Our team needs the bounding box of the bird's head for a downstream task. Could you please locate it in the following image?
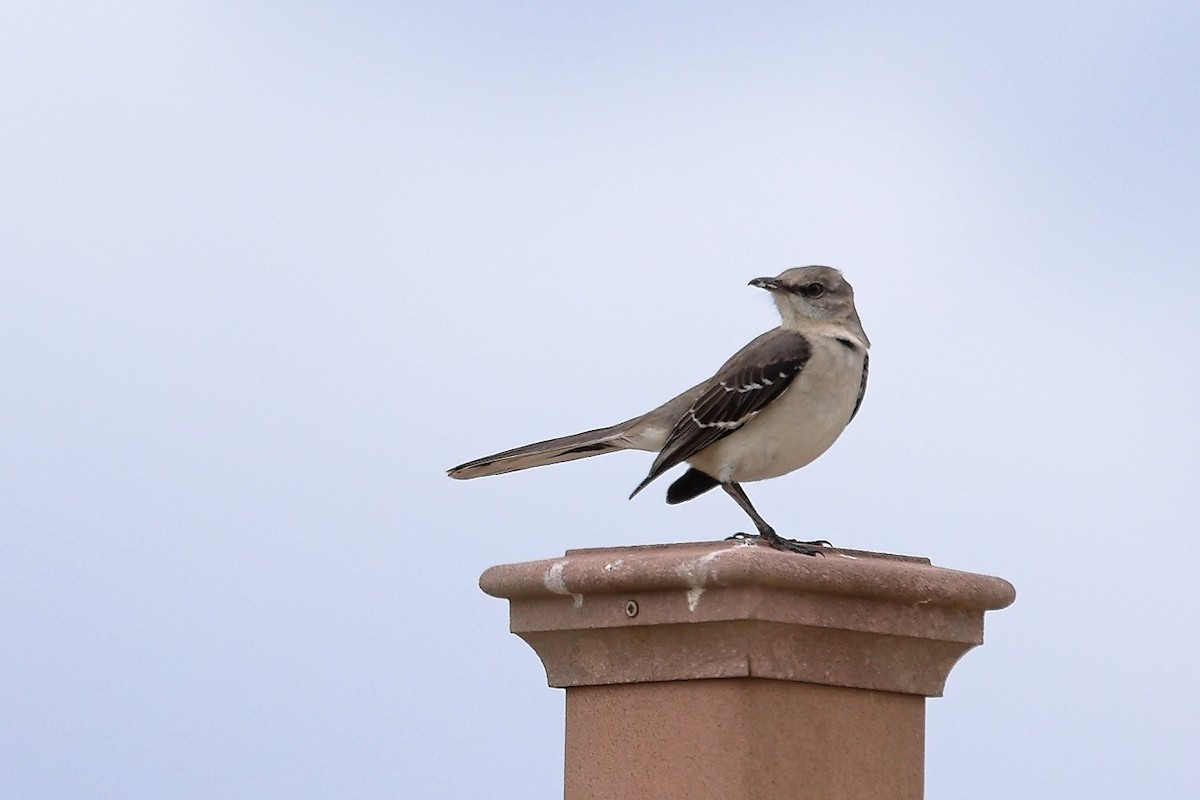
[749,266,869,346]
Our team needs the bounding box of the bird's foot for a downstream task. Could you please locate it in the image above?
[726,531,830,556]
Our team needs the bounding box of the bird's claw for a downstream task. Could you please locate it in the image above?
[725,531,831,556]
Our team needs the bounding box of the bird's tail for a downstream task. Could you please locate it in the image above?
[447,422,633,480]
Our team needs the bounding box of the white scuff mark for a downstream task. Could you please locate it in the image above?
[726,536,757,548]
[544,560,584,607]
[675,545,741,612]
[604,559,625,572]
[836,552,859,559]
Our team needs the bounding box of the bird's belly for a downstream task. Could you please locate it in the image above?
[688,350,862,483]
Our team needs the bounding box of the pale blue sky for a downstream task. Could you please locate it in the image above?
[3,2,1199,798]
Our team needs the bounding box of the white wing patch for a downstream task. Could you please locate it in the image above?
[690,408,760,430]
[719,378,772,393]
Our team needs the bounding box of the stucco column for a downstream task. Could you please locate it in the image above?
[480,541,1015,800]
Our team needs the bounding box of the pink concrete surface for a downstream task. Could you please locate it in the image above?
[480,540,1015,696]
[566,679,924,800]
[481,541,1014,799]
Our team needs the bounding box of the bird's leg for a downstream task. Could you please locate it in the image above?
[721,483,829,556]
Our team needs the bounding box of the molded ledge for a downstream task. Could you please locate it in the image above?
[480,540,1015,697]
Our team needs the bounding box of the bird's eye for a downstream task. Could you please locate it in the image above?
[799,282,826,298]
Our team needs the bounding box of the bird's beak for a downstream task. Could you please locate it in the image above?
[749,277,781,291]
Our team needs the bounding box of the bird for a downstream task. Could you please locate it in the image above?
[447,265,870,555]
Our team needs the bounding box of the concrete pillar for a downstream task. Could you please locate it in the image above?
[480,541,1015,800]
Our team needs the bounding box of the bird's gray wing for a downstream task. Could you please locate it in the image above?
[629,329,811,497]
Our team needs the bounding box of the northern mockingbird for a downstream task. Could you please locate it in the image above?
[448,265,869,555]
